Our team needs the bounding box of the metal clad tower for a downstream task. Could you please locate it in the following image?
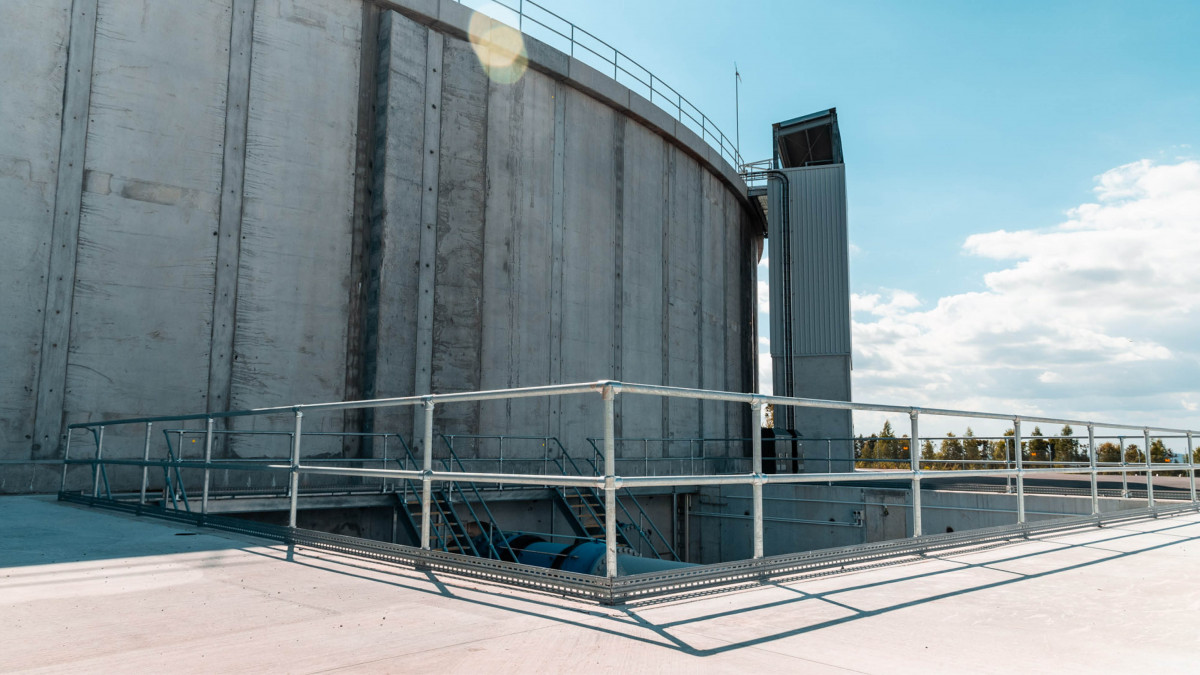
[767,109,853,470]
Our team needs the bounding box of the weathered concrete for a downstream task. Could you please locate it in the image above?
[2,0,760,491]
[31,0,95,466]
[0,1,71,484]
[6,495,1200,672]
[372,10,430,444]
[66,0,231,489]
[232,0,360,420]
[207,0,256,419]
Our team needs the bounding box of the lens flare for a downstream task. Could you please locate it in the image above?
[468,10,528,85]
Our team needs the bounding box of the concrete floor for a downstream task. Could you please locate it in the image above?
[4,495,1200,673]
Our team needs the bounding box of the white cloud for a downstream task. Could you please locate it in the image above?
[757,279,770,314]
[851,159,1200,432]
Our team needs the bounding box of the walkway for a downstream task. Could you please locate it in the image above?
[3,495,1198,672]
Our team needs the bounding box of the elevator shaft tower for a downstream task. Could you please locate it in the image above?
[767,109,853,471]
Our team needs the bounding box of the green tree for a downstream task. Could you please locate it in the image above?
[920,439,936,466]
[1149,438,1172,464]
[1027,426,1049,464]
[871,421,915,469]
[854,433,873,469]
[963,427,985,470]
[940,432,965,471]
[990,429,1016,465]
[1051,425,1081,466]
[1124,444,1143,463]
[1097,442,1121,464]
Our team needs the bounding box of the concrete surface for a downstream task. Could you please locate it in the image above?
[5,495,1200,673]
[3,0,759,492]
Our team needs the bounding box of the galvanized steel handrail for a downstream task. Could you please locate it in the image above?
[455,0,743,168]
[62,379,1198,585]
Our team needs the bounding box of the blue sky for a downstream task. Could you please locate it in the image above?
[467,0,1200,438]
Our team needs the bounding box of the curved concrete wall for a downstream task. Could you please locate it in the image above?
[1,0,760,492]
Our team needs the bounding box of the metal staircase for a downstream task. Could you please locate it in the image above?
[552,447,680,561]
[392,440,517,560]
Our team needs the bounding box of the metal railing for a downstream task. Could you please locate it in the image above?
[60,380,1199,602]
[454,0,742,168]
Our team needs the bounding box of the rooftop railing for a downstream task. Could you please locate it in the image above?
[456,0,743,168]
[60,380,1199,603]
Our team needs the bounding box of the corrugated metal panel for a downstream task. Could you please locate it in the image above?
[768,164,851,358]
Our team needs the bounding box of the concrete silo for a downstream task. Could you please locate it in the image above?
[1,0,761,491]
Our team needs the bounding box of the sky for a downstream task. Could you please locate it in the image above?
[464,0,1200,438]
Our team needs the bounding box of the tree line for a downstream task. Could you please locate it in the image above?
[854,421,1193,472]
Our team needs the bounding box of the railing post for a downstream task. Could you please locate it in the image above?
[1119,435,1128,497]
[288,410,303,529]
[60,428,72,494]
[602,385,618,578]
[1188,431,1196,504]
[140,422,153,506]
[420,398,434,550]
[92,427,105,498]
[1005,435,1013,493]
[751,400,764,559]
[201,417,214,519]
[1144,428,1155,511]
[1014,418,1025,524]
[1088,424,1098,516]
[909,410,921,537]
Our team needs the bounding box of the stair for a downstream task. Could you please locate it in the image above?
[397,490,479,556]
[553,487,636,551]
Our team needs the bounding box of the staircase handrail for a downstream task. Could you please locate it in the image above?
[440,436,518,560]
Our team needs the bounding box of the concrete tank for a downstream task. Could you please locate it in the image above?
[1,0,761,493]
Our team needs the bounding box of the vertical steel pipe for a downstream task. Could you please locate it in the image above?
[420,399,434,550]
[92,427,105,498]
[1014,418,1025,524]
[60,428,72,493]
[1088,424,1098,516]
[288,410,303,529]
[603,386,618,578]
[140,422,153,505]
[201,417,214,518]
[1188,432,1196,504]
[909,410,921,537]
[1119,435,1128,497]
[1144,428,1154,510]
[1005,437,1013,493]
[751,400,764,559]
